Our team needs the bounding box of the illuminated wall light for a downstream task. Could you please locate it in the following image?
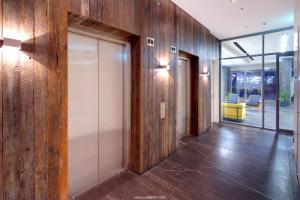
[200,72,209,81]
[157,64,170,79]
[200,72,210,77]
[201,66,209,75]
[200,66,210,81]
[157,64,170,70]
[156,59,170,79]
[0,38,23,70]
[158,58,170,69]
[0,38,22,50]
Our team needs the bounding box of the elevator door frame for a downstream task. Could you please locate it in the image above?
[67,28,131,197]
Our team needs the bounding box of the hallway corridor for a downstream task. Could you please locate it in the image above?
[73,124,300,200]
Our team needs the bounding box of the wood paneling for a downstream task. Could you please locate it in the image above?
[34,0,50,198]
[19,0,35,199]
[68,0,219,174]
[149,0,177,164]
[129,35,144,173]
[68,0,141,36]
[0,0,67,199]
[3,0,21,198]
[48,0,68,199]
[0,0,3,198]
[0,0,218,198]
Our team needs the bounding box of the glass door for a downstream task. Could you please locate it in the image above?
[276,51,294,132]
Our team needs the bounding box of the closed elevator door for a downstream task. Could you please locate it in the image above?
[176,57,191,145]
[98,40,124,181]
[68,33,99,196]
[68,32,126,197]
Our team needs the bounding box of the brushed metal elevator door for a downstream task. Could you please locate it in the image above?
[68,32,126,197]
[176,58,190,145]
[68,32,99,196]
[98,40,124,182]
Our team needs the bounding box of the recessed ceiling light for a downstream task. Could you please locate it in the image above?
[230,0,237,3]
[240,7,244,10]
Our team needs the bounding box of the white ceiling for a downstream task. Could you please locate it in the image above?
[171,0,294,39]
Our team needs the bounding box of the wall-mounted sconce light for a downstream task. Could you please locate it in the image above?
[157,59,170,79]
[157,64,170,70]
[200,72,210,77]
[157,58,170,70]
[0,38,22,50]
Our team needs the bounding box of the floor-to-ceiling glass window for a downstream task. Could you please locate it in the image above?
[265,30,294,132]
[221,35,263,127]
[263,55,277,130]
[220,28,294,132]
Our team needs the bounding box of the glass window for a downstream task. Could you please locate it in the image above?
[222,35,262,58]
[265,29,294,54]
[221,57,263,127]
[279,55,294,131]
[221,28,294,131]
[263,55,277,130]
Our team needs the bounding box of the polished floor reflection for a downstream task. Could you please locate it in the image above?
[73,124,300,200]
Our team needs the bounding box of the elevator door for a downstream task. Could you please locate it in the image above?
[176,57,190,145]
[68,31,126,197]
[68,32,99,196]
[98,40,124,181]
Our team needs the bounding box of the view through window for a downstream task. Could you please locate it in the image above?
[220,28,294,131]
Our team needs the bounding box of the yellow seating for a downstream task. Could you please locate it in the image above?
[222,103,246,121]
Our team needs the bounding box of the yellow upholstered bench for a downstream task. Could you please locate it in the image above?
[222,103,246,121]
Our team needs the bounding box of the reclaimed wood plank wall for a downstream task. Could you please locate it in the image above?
[68,0,219,174]
[0,0,68,199]
[0,0,219,199]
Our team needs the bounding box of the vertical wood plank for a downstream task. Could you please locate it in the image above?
[0,0,3,200]
[0,0,3,199]
[19,0,35,199]
[68,0,81,15]
[48,0,60,198]
[57,1,68,198]
[48,0,68,199]
[130,35,144,173]
[2,0,21,199]
[34,0,49,199]
[167,0,176,154]
[81,0,89,17]
[89,0,98,21]
[151,0,160,166]
[97,0,104,23]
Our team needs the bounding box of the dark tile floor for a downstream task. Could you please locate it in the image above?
[73,124,300,200]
